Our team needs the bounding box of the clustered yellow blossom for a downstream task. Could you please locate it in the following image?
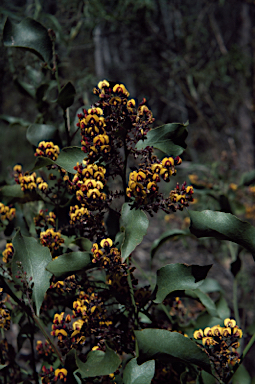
[2,243,14,263]
[69,205,90,225]
[34,210,56,228]
[79,107,111,157]
[126,157,179,204]
[34,141,60,161]
[91,238,121,266]
[40,228,64,252]
[70,162,107,208]
[13,165,48,192]
[0,202,16,223]
[0,288,11,330]
[194,318,243,373]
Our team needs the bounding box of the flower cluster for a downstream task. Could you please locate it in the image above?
[0,288,11,330]
[34,209,56,228]
[13,165,48,192]
[0,202,16,223]
[194,318,243,380]
[34,141,60,161]
[40,228,64,253]
[70,162,107,208]
[91,238,121,266]
[2,242,14,263]
[69,205,90,225]
[168,182,194,211]
[126,156,181,204]
[76,80,154,174]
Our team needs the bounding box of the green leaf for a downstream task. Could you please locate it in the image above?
[186,289,218,317]
[26,124,57,146]
[150,229,189,259]
[135,329,211,374]
[216,295,230,319]
[198,278,222,294]
[232,364,251,384]
[189,210,255,261]
[12,230,52,316]
[239,169,255,187]
[0,114,31,127]
[201,371,216,384]
[154,263,212,303]
[31,146,85,173]
[123,358,155,384]
[75,344,121,378]
[74,237,93,252]
[136,122,188,156]
[120,203,149,261]
[0,364,8,369]
[57,82,76,110]
[0,184,25,199]
[46,251,91,277]
[3,17,52,63]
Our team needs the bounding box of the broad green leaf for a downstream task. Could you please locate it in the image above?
[0,184,24,199]
[123,358,155,384]
[198,278,222,294]
[232,364,251,384]
[216,295,230,319]
[12,230,52,316]
[201,371,216,384]
[120,203,149,261]
[150,229,189,259]
[135,329,211,373]
[194,313,222,330]
[31,146,86,173]
[239,169,255,187]
[189,210,255,261]
[0,114,31,127]
[14,78,36,98]
[0,364,7,369]
[136,122,188,156]
[26,124,57,146]
[57,82,76,110]
[3,17,52,63]
[74,237,93,252]
[75,344,121,378]
[186,289,218,317]
[154,263,212,303]
[46,251,91,277]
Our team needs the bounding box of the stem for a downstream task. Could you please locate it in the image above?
[233,278,240,326]
[127,259,138,328]
[123,139,129,202]
[159,303,173,323]
[52,40,61,93]
[33,315,64,364]
[242,331,255,360]
[63,109,71,146]
[28,316,39,384]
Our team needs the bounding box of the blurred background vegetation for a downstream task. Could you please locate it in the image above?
[0,0,255,179]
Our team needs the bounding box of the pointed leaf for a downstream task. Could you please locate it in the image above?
[75,344,121,378]
[232,364,251,384]
[12,230,52,316]
[151,229,189,259]
[26,124,57,146]
[31,146,85,173]
[239,169,255,187]
[46,251,91,277]
[120,203,149,261]
[135,329,211,373]
[154,263,212,303]
[185,289,218,317]
[189,210,255,261]
[136,122,188,156]
[0,364,8,370]
[216,295,230,320]
[123,358,155,384]
[57,82,76,110]
[0,114,31,127]
[3,17,52,63]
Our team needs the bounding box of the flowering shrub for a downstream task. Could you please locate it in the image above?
[1,17,255,384]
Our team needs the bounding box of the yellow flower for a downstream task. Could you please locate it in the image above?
[193,329,203,339]
[224,318,236,328]
[98,80,110,89]
[100,238,113,248]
